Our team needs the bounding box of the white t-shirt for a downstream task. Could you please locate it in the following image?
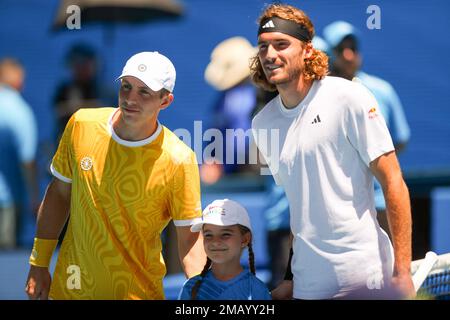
[252,76,395,299]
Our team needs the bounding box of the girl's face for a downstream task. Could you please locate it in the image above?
[202,224,250,265]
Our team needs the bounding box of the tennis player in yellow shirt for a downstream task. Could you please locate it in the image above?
[24,52,206,299]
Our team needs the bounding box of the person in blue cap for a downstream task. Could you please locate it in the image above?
[322,21,411,239]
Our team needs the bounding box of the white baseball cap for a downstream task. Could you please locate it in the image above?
[117,51,176,92]
[191,199,252,232]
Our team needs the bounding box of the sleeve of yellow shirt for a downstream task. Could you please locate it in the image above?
[51,113,76,182]
[169,150,202,223]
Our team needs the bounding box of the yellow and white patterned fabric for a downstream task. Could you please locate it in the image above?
[49,107,201,299]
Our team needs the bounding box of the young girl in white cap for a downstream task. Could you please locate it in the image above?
[178,199,271,300]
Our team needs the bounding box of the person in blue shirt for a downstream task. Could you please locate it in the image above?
[0,58,39,249]
[322,21,411,238]
[179,199,271,300]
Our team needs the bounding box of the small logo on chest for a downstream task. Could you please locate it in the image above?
[311,114,321,124]
[80,156,93,171]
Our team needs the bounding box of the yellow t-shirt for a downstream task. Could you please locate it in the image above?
[48,108,202,299]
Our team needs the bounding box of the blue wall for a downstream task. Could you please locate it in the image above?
[1,0,450,177]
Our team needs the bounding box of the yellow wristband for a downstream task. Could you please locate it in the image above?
[29,238,58,267]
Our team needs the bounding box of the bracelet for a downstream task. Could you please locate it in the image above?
[29,238,58,267]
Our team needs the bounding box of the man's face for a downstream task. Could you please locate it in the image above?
[118,76,172,125]
[332,36,361,80]
[257,32,310,86]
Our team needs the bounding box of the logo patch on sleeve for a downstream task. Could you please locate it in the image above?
[368,107,378,119]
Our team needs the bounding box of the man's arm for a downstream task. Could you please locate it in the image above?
[369,151,415,298]
[175,226,207,278]
[25,178,71,300]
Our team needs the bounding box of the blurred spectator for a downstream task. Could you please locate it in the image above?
[53,43,103,141]
[200,37,259,185]
[0,58,39,249]
[323,21,411,238]
[312,35,329,53]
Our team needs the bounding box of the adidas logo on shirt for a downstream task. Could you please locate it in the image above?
[311,115,321,124]
[262,20,275,28]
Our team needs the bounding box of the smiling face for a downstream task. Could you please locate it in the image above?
[118,76,172,122]
[257,31,312,87]
[202,224,250,266]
